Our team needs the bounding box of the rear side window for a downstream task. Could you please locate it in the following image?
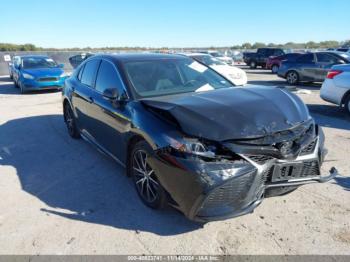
[80,60,100,87]
[297,54,314,63]
[316,53,337,63]
[77,65,85,81]
[317,53,344,64]
[95,60,124,94]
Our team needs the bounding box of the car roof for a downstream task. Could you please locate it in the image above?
[91,53,189,63]
[18,55,50,59]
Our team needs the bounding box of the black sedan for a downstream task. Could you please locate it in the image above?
[62,54,337,222]
[278,52,350,84]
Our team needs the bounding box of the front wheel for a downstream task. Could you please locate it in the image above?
[19,81,26,94]
[129,140,167,209]
[271,64,279,74]
[286,71,299,85]
[250,61,257,69]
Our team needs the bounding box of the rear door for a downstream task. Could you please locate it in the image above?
[295,53,317,81]
[315,53,345,81]
[71,59,101,137]
[87,59,130,160]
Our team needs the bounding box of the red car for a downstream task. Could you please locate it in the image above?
[266,53,302,73]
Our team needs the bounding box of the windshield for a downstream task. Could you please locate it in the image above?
[22,57,58,69]
[124,58,234,98]
[192,55,226,66]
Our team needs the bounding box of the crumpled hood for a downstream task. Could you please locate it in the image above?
[22,67,63,78]
[141,86,310,141]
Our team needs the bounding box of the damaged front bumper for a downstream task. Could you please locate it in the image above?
[150,134,338,222]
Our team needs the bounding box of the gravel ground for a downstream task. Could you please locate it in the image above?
[0,69,349,255]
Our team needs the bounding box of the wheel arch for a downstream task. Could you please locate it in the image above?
[126,134,147,177]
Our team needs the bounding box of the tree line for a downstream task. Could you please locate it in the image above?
[1,40,349,52]
[232,40,350,50]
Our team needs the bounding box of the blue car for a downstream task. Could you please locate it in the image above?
[12,55,68,94]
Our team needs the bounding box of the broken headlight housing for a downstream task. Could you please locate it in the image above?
[168,137,217,159]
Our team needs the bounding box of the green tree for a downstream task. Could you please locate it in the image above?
[252,42,266,49]
[241,42,252,49]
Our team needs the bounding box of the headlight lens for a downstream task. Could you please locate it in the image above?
[22,73,34,79]
[167,137,216,159]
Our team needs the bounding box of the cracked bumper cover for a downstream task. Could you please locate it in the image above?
[150,135,338,222]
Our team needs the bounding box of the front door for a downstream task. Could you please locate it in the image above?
[87,60,131,161]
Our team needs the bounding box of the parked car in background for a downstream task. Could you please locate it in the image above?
[320,64,350,115]
[278,52,350,85]
[69,53,95,69]
[12,55,68,94]
[266,53,302,74]
[185,53,247,85]
[8,56,19,79]
[337,48,349,53]
[199,50,234,65]
[63,53,335,222]
[243,48,285,69]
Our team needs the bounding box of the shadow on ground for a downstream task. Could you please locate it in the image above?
[307,104,350,131]
[0,115,200,235]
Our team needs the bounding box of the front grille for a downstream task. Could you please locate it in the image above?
[39,77,58,82]
[247,155,274,165]
[300,139,317,156]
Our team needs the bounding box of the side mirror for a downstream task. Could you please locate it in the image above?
[102,88,119,100]
[58,63,64,68]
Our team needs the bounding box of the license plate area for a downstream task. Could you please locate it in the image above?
[271,162,304,182]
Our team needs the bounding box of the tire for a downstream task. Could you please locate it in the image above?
[271,64,279,74]
[286,70,299,85]
[14,79,19,88]
[344,95,350,116]
[19,81,26,94]
[63,103,81,139]
[129,140,167,209]
[249,61,257,69]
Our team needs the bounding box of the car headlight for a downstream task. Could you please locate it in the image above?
[22,73,34,80]
[167,137,216,159]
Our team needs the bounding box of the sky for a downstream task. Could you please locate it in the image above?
[0,0,349,48]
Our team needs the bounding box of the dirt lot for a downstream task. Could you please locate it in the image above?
[0,68,349,255]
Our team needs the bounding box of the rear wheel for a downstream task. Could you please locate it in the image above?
[64,103,80,139]
[129,140,167,209]
[250,61,257,69]
[344,95,350,115]
[286,70,299,85]
[271,64,279,74]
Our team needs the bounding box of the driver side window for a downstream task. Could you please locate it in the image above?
[95,60,124,95]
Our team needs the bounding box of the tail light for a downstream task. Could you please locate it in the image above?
[326,70,343,79]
